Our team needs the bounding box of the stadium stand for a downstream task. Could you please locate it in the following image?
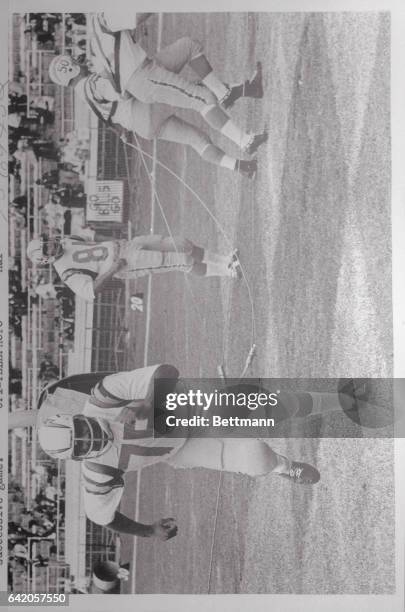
[9,13,139,592]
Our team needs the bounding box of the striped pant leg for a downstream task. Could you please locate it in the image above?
[156,237,195,273]
[117,241,194,276]
[126,60,216,112]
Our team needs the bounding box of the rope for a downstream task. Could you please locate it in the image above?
[219,77,257,376]
[113,71,259,595]
[119,128,257,595]
[118,131,257,378]
[131,132,206,324]
[206,66,258,594]
[121,129,210,368]
[207,470,223,593]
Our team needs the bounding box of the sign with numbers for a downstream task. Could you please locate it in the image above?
[86,180,124,223]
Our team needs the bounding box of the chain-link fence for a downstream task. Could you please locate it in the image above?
[84,522,118,578]
[91,282,130,372]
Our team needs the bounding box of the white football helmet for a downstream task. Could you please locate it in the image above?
[38,414,113,460]
[49,55,81,87]
[27,236,63,265]
[27,239,44,265]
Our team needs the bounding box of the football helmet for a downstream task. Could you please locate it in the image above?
[49,55,81,87]
[27,236,63,265]
[38,413,114,460]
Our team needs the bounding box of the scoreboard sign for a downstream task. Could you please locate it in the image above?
[86,180,124,222]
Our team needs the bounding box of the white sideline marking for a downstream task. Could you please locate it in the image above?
[124,220,133,323]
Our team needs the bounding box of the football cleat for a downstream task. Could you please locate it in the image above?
[279,461,320,485]
[222,62,264,109]
[244,61,264,100]
[229,248,240,265]
[228,258,242,280]
[243,130,268,156]
[236,158,258,179]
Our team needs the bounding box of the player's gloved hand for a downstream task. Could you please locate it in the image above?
[152,518,178,540]
[117,567,130,581]
[121,91,133,102]
[115,406,137,425]
[132,404,151,420]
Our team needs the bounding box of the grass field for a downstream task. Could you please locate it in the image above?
[118,12,394,593]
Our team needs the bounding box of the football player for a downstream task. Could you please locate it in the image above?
[48,13,267,179]
[37,365,321,540]
[26,234,242,302]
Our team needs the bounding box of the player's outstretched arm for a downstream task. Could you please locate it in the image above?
[106,511,178,540]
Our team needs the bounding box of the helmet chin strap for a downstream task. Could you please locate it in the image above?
[70,63,83,83]
[41,236,63,261]
[67,63,88,87]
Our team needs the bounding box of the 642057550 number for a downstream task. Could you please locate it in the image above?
[6,593,67,605]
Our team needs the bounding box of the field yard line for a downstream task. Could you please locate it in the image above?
[142,141,157,369]
[132,13,163,594]
[124,221,133,323]
[143,14,163,368]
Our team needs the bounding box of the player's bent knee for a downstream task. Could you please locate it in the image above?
[183,37,204,59]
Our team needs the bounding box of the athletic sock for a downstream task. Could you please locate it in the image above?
[307,392,343,415]
[219,154,238,171]
[188,53,230,102]
[198,105,252,152]
[272,454,292,475]
[222,83,244,108]
[202,249,229,265]
[204,262,231,277]
[220,119,251,150]
[202,71,230,103]
[229,83,244,98]
[201,144,236,170]
[190,262,207,276]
